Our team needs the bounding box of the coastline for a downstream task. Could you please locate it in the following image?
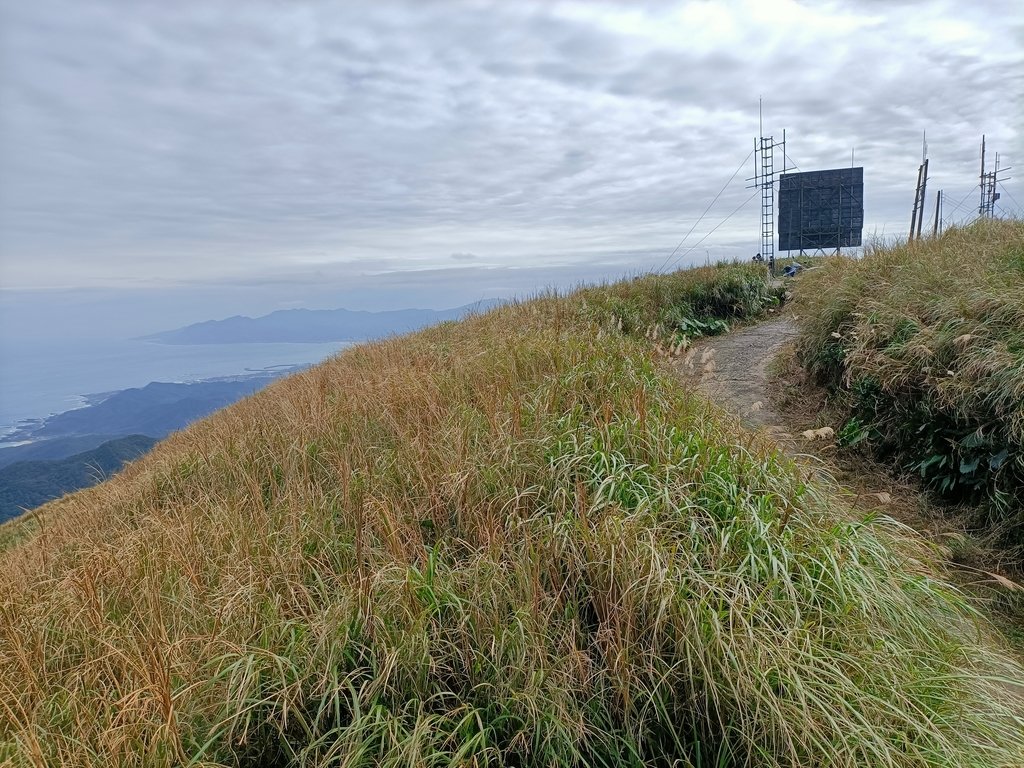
[0,337,353,443]
[0,363,307,448]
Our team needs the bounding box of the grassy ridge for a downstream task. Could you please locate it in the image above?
[794,220,1024,550]
[2,265,1023,766]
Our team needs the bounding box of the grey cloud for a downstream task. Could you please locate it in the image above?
[0,0,1021,291]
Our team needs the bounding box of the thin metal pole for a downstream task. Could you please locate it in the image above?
[980,135,986,216]
[916,158,929,239]
[910,164,924,240]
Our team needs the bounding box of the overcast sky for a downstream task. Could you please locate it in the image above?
[1,0,1021,313]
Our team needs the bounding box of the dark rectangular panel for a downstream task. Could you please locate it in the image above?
[778,167,864,251]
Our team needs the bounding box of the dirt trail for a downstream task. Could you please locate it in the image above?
[679,318,800,439]
[678,318,1024,695]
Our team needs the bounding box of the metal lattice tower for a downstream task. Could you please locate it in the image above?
[980,166,997,217]
[759,137,775,267]
[746,102,788,271]
[751,131,786,272]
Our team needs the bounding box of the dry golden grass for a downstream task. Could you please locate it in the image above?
[1,266,1023,766]
[794,219,1024,553]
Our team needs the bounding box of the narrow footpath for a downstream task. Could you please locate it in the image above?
[678,317,800,437]
[676,317,1024,689]
[675,316,931,518]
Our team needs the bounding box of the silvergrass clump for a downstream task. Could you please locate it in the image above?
[794,219,1024,552]
[1,265,1023,766]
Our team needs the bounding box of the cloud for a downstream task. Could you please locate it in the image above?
[450,252,478,261]
[0,0,1021,290]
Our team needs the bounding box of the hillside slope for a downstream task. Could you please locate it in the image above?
[0,434,126,469]
[794,219,1024,553]
[1,264,1022,767]
[16,378,278,440]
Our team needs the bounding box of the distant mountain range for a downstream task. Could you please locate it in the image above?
[143,300,501,344]
[4,375,285,445]
[0,434,126,469]
[1,300,503,523]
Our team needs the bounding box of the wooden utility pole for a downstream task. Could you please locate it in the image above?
[932,189,942,238]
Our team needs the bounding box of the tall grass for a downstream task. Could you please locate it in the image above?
[1,264,1022,766]
[794,220,1024,551]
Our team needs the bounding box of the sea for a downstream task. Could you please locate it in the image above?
[0,337,352,446]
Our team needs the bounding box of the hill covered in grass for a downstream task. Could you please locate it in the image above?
[794,220,1024,554]
[1,264,1022,766]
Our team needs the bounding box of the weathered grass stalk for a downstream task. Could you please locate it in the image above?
[794,219,1024,552]
[0,263,1021,766]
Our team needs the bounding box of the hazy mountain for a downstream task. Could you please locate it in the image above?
[0,435,157,522]
[0,369,302,520]
[144,300,501,344]
[5,375,289,444]
[31,381,261,440]
[0,435,127,469]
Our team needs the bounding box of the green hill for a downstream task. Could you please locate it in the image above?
[0,435,158,522]
[0,263,1021,767]
[0,434,133,469]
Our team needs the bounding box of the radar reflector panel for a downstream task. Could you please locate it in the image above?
[778,167,864,251]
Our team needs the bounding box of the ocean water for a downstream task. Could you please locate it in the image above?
[0,337,352,439]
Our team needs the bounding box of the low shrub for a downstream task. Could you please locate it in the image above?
[578,263,783,338]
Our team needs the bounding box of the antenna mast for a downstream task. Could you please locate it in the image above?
[750,99,787,273]
[979,136,1012,217]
